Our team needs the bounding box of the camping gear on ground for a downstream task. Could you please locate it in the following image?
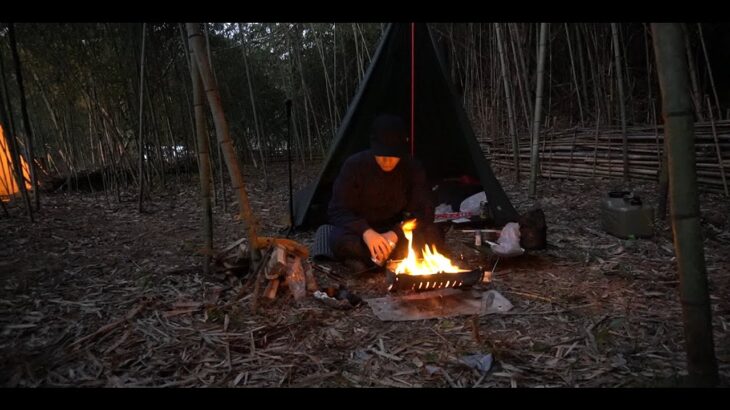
[292,23,518,231]
[439,191,495,225]
[519,208,547,250]
[434,203,470,223]
[600,191,654,239]
[314,285,363,309]
[432,175,484,214]
[454,191,487,223]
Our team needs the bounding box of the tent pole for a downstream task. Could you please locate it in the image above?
[286,99,294,235]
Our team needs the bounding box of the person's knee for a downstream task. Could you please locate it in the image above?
[332,235,370,262]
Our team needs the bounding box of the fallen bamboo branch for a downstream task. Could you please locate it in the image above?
[70,301,147,349]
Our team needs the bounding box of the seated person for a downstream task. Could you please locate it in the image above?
[327,114,444,271]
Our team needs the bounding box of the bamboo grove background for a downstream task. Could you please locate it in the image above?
[1,23,728,203]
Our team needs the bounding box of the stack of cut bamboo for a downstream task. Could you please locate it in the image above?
[484,120,730,193]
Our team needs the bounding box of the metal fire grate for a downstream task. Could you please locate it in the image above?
[385,268,485,292]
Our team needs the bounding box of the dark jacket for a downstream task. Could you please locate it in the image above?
[327,149,434,239]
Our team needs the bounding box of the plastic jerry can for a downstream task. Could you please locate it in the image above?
[600,191,654,239]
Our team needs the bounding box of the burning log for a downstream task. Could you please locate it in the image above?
[387,219,487,293]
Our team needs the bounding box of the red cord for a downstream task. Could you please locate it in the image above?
[410,22,415,157]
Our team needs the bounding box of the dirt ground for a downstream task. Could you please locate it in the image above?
[1,161,728,387]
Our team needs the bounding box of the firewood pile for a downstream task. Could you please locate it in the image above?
[259,245,318,301]
[213,238,318,302]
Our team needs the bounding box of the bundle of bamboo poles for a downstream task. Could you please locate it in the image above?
[483,120,730,194]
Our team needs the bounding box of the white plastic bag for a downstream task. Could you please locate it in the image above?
[452,191,487,223]
[459,191,487,214]
[490,222,524,257]
[435,203,454,214]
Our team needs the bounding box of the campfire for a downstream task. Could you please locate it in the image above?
[386,219,486,292]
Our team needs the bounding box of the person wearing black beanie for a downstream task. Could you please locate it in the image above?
[327,114,443,271]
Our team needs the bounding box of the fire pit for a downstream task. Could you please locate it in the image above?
[385,219,488,292]
[386,267,485,292]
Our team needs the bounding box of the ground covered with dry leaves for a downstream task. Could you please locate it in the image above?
[1,162,728,387]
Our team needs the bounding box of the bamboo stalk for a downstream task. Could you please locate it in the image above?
[187,22,260,263]
[644,24,654,125]
[611,23,629,182]
[682,24,705,122]
[495,23,519,181]
[310,23,337,146]
[509,23,532,130]
[0,48,33,220]
[565,23,584,125]
[528,23,548,198]
[189,37,214,275]
[706,95,729,196]
[652,22,718,386]
[8,24,40,211]
[697,24,721,121]
[137,23,146,213]
[203,25,227,211]
[238,23,268,188]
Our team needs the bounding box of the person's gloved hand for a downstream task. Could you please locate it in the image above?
[362,229,393,263]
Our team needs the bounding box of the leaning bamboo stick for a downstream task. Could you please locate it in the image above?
[706,95,729,196]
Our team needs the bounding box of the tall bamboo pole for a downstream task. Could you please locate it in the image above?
[0,43,32,221]
[237,23,268,188]
[652,22,718,387]
[611,23,629,182]
[186,23,260,262]
[189,40,214,275]
[495,23,519,181]
[706,95,728,196]
[682,24,705,122]
[528,23,548,198]
[204,24,227,212]
[8,24,40,210]
[696,24,721,120]
[565,24,584,125]
[137,23,147,213]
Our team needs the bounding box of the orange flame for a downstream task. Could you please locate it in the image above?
[0,125,31,202]
[393,219,467,276]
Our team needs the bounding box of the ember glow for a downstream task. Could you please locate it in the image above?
[393,219,467,276]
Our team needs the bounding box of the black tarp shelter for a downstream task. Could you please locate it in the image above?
[293,23,518,229]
